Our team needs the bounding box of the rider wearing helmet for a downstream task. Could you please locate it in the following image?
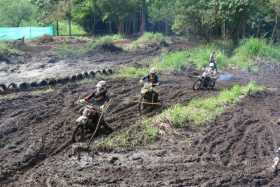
[209,51,217,71]
[141,68,160,86]
[83,80,110,108]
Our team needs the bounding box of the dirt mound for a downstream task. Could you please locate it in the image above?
[36,35,54,44]
[94,43,123,53]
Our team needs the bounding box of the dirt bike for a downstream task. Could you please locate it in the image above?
[72,100,108,143]
[138,83,161,114]
[193,76,216,90]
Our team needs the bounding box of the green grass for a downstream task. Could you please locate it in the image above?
[0,42,20,55]
[156,82,263,126]
[117,51,190,78]
[130,32,169,49]
[152,51,190,72]
[186,45,228,69]
[87,35,114,49]
[95,119,159,151]
[30,87,54,96]
[56,35,122,57]
[118,67,148,78]
[229,38,280,69]
[56,20,87,36]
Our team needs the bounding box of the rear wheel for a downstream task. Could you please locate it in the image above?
[193,79,202,90]
[208,79,216,89]
[72,125,85,142]
[138,97,145,115]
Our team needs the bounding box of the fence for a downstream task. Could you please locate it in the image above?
[0,26,54,40]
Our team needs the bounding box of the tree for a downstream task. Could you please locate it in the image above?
[270,0,280,41]
[0,0,38,27]
[148,0,175,34]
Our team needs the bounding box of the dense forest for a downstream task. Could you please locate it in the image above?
[1,0,280,42]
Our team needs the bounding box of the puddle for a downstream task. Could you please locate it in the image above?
[218,73,234,81]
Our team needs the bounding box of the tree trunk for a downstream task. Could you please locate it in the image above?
[140,1,146,35]
[108,21,112,34]
[56,20,59,36]
[222,21,226,40]
[132,15,137,34]
[118,22,124,34]
[272,15,278,43]
[165,19,169,35]
[68,17,72,36]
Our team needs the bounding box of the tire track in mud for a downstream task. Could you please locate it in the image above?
[1,72,233,185]
[13,89,280,186]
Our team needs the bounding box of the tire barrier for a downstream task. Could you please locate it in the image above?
[0,68,114,95]
[0,84,7,92]
[56,78,65,85]
[39,80,48,87]
[71,75,77,82]
[107,69,113,74]
[76,73,83,81]
[89,71,95,78]
[96,70,102,75]
[82,72,89,79]
[48,79,57,87]
[8,83,17,90]
[19,82,30,90]
[30,81,39,88]
[102,69,107,74]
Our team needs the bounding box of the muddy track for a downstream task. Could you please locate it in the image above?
[11,88,280,187]
[0,70,241,185]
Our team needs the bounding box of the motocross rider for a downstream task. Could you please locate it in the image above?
[140,68,160,85]
[77,80,112,133]
[83,80,110,110]
[140,68,160,96]
[202,52,218,80]
[209,51,217,71]
[272,147,280,173]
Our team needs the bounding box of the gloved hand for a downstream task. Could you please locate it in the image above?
[79,99,87,104]
[100,105,105,111]
[139,79,144,84]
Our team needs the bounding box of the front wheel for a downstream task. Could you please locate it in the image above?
[193,79,202,90]
[72,125,85,142]
[208,79,216,89]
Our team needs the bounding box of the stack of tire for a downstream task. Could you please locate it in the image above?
[0,68,113,95]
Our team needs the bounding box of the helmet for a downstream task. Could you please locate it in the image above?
[96,80,106,89]
[209,63,215,67]
[150,68,156,74]
[277,118,280,125]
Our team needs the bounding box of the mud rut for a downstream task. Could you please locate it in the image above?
[1,67,279,186]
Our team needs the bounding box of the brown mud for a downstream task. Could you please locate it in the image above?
[0,68,245,186]
[2,42,280,186]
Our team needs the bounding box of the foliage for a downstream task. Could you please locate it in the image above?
[152,51,189,72]
[0,42,20,55]
[187,45,229,69]
[56,20,87,35]
[117,50,190,78]
[230,38,280,68]
[0,0,38,27]
[131,32,168,49]
[56,35,121,57]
